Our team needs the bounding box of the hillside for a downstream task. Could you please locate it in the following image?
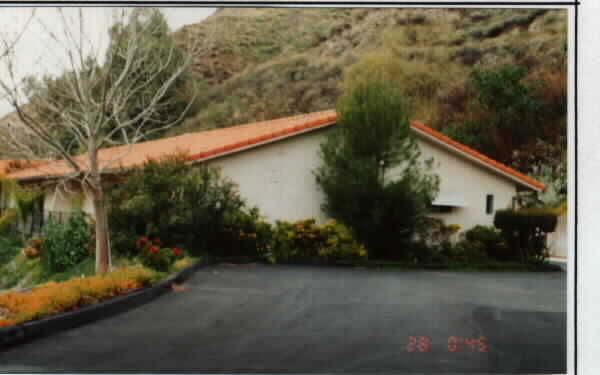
[0,7,567,182]
[169,7,566,134]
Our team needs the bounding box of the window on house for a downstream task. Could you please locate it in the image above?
[430,192,467,214]
[486,194,494,214]
[31,197,44,234]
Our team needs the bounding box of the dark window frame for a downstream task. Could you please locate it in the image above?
[486,194,494,214]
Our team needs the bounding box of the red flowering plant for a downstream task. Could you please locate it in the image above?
[136,236,186,272]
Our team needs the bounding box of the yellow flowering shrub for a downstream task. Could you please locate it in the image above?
[173,257,196,271]
[0,265,156,327]
[264,218,368,264]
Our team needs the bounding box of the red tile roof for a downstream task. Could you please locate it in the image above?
[6,110,337,181]
[0,160,11,176]
[0,160,48,177]
[5,109,544,191]
[409,121,545,191]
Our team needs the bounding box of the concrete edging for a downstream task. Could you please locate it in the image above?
[0,259,213,350]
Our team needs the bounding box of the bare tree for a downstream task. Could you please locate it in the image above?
[0,9,36,158]
[0,8,214,273]
[0,9,36,60]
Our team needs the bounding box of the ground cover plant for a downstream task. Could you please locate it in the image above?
[0,265,157,327]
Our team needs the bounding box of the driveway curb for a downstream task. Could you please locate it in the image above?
[0,260,214,350]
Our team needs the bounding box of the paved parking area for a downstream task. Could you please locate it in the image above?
[0,264,566,373]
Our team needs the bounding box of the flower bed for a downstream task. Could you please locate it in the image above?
[136,236,186,272]
[0,265,157,327]
[173,257,196,271]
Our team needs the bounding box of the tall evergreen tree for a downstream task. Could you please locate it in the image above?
[315,80,439,259]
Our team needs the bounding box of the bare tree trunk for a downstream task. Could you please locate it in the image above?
[92,185,110,274]
[89,147,110,274]
[0,9,206,275]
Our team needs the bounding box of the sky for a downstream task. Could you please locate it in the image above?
[0,7,216,116]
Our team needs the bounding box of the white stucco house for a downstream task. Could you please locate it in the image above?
[2,109,547,239]
[547,213,567,259]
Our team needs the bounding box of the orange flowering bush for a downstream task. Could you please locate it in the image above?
[0,265,156,327]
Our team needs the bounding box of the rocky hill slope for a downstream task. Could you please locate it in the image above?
[170,7,566,134]
[0,8,567,163]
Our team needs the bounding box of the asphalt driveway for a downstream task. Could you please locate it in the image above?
[0,264,566,373]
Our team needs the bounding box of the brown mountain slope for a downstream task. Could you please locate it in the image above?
[0,8,567,156]
[169,7,566,134]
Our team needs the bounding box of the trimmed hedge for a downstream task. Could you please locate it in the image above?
[494,208,558,264]
[494,208,558,233]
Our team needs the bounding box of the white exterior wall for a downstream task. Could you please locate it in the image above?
[547,215,567,258]
[205,129,329,223]
[406,135,519,232]
[205,127,520,232]
[31,126,523,234]
[42,186,94,216]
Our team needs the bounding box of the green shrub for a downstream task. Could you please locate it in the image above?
[463,225,512,261]
[0,234,21,265]
[264,218,367,264]
[219,207,273,257]
[441,123,483,150]
[406,241,440,264]
[410,223,507,266]
[407,218,461,264]
[40,210,93,274]
[417,217,460,246]
[494,208,558,233]
[494,208,558,264]
[108,156,266,258]
[0,208,18,234]
[469,64,545,163]
[450,237,489,264]
[49,257,95,282]
[315,79,439,260]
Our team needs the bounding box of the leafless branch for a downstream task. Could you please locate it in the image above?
[0,7,212,274]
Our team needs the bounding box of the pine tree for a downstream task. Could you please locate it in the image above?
[315,80,439,259]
